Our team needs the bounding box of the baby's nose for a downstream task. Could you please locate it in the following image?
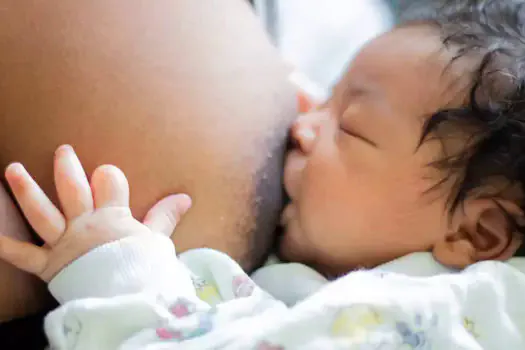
[290,112,322,154]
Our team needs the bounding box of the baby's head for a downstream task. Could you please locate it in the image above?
[280,0,525,276]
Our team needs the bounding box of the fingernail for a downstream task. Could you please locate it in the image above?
[178,194,193,213]
[56,144,74,155]
[5,162,24,176]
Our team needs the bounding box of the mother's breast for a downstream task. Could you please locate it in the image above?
[0,0,296,268]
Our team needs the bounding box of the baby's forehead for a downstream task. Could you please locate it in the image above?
[333,24,471,118]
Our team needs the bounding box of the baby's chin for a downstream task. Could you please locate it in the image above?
[278,225,341,278]
[276,221,310,264]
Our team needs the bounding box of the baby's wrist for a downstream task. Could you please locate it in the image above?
[48,234,177,304]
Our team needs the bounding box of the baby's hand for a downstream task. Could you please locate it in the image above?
[0,145,191,282]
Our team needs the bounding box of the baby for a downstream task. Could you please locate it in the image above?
[279,1,525,276]
[2,0,525,348]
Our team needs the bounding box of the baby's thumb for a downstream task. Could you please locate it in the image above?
[143,194,192,236]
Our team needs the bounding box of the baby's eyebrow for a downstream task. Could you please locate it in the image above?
[335,84,373,116]
[342,85,372,101]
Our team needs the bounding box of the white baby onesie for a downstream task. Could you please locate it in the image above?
[45,233,525,349]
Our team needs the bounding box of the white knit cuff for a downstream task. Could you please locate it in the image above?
[49,235,191,304]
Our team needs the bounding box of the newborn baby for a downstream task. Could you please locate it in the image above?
[2,0,525,348]
[278,1,525,276]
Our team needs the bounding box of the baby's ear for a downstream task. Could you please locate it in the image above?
[433,198,523,268]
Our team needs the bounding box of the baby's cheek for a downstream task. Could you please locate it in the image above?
[301,173,357,227]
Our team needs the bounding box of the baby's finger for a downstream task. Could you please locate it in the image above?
[54,145,94,220]
[5,163,66,245]
[0,235,48,277]
[143,194,192,236]
[91,165,129,208]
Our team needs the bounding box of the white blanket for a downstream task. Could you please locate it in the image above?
[45,234,525,349]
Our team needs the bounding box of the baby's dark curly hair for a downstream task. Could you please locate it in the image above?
[404,0,525,256]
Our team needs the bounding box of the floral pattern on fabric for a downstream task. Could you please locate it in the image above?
[394,313,437,349]
[168,297,197,318]
[331,306,439,349]
[331,305,384,340]
[463,317,479,339]
[232,274,256,298]
[155,311,214,341]
[191,274,223,305]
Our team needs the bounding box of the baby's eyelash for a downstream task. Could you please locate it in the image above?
[339,124,377,147]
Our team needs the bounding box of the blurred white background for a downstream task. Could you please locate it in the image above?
[254,0,394,99]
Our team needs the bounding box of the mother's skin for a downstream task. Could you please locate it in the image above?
[0,0,295,321]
